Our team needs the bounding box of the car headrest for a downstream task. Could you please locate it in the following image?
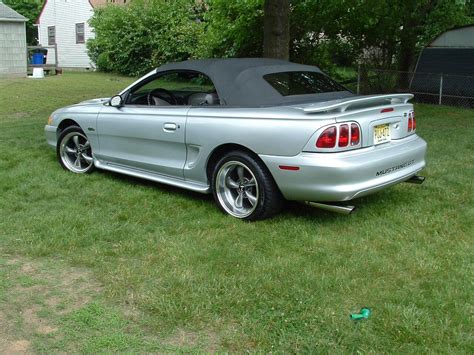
[188,93,207,106]
[188,92,221,106]
[205,93,220,106]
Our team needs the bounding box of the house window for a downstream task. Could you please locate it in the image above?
[76,23,85,44]
[48,26,55,45]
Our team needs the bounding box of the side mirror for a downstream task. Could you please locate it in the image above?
[109,95,123,107]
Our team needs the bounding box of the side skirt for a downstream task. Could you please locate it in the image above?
[94,160,211,194]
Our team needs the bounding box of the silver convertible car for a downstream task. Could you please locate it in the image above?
[45,58,427,220]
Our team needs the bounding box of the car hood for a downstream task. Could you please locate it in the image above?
[76,97,110,106]
[52,97,110,118]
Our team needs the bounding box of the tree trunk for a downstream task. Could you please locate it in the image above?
[263,0,290,60]
[397,29,417,89]
[396,1,433,88]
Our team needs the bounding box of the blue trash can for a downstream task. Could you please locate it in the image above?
[32,52,44,65]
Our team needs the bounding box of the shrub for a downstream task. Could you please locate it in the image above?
[87,0,203,76]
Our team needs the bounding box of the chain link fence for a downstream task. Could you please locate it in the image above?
[342,68,474,108]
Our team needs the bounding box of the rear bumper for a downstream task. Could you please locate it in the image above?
[259,134,427,202]
[44,125,57,149]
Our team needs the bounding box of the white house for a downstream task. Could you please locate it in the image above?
[36,0,127,69]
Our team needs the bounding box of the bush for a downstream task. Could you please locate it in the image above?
[87,0,203,76]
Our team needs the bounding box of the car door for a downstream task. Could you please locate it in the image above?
[95,72,190,179]
[96,105,188,178]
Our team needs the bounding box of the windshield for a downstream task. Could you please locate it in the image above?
[263,71,347,96]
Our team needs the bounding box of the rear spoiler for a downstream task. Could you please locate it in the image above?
[303,94,414,114]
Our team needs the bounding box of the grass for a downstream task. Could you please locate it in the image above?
[0,72,473,352]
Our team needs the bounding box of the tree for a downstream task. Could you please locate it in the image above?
[394,1,471,73]
[290,0,355,71]
[88,0,473,76]
[3,0,43,45]
[195,0,264,59]
[263,0,290,59]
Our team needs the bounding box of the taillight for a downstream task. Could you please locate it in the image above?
[408,111,416,132]
[316,126,337,148]
[350,123,360,145]
[338,124,349,147]
[316,123,361,150]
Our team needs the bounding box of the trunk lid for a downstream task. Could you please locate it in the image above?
[300,94,415,148]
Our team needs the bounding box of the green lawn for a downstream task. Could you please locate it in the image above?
[0,72,473,353]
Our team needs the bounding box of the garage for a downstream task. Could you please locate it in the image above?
[0,2,27,78]
[411,25,474,106]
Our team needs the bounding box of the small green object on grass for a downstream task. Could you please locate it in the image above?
[350,307,371,321]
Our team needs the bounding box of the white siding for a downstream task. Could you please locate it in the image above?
[0,21,27,78]
[37,0,95,68]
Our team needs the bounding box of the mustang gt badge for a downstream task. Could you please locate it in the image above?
[376,160,415,176]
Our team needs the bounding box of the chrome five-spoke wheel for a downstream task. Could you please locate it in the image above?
[215,161,259,218]
[212,151,283,220]
[58,127,94,173]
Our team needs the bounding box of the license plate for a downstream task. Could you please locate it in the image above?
[374,124,391,145]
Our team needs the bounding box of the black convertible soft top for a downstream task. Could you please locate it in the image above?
[155,58,353,107]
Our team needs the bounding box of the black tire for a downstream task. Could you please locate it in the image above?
[211,150,284,221]
[56,125,95,174]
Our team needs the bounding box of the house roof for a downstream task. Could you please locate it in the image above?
[429,24,474,48]
[0,2,27,22]
[89,0,128,7]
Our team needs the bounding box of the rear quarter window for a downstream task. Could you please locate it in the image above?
[264,71,347,96]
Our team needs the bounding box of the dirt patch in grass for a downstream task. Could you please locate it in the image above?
[0,309,32,354]
[163,328,219,352]
[0,253,103,352]
[12,258,102,313]
[161,320,249,352]
[0,252,230,352]
[0,339,32,354]
[22,306,58,335]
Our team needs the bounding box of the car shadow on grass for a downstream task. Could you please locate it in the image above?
[95,167,411,223]
[93,169,351,222]
[94,168,214,202]
[280,183,420,222]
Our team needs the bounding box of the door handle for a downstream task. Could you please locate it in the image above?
[163,122,177,132]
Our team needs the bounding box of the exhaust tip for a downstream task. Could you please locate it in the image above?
[305,202,356,215]
[405,175,425,184]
